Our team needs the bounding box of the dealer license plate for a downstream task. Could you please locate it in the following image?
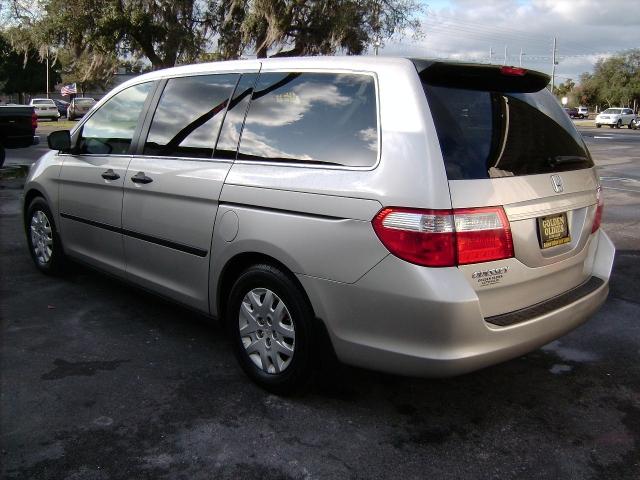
[537,212,571,249]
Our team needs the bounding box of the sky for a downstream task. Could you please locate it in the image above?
[379,0,640,85]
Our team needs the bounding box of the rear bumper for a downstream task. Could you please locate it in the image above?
[595,118,619,125]
[35,111,59,119]
[299,229,615,377]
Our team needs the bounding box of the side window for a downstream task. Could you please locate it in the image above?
[237,72,378,167]
[215,73,258,159]
[78,82,153,155]
[144,74,239,158]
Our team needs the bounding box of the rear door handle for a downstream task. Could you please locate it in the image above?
[131,171,153,184]
[101,169,120,181]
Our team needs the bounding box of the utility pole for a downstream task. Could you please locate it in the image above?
[504,45,508,65]
[519,48,525,67]
[489,47,494,64]
[551,37,558,92]
[45,49,49,99]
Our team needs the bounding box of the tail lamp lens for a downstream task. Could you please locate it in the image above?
[591,186,604,233]
[372,206,514,267]
[31,112,38,129]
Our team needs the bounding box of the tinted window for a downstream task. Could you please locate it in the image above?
[237,72,378,167]
[79,82,153,155]
[215,73,258,159]
[424,85,593,180]
[144,74,239,158]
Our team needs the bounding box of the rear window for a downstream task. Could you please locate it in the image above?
[33,99,54,105]
[423,85,593,180]
[75,99,95,106]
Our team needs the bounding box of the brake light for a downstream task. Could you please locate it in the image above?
[500,66,526,76]
[372,206,514,267]
[31,111,38,129]
[591,186,604,233]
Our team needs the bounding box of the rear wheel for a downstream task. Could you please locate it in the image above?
[226,264,315,394]
[616,120,622,129]
[26,197,65,274]
[596,124,601,128]
[629,120,634,129]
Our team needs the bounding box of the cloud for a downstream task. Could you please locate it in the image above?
[381,0,640,82]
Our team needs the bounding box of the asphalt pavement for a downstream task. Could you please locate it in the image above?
[1,125,639,479]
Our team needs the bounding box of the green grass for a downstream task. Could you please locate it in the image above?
[40,120,78,129]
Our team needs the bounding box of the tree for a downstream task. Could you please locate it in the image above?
[5,0,216,71]
[214,0,423,59]
[553,78,575,99]
[0,33,61,99]
[588,50,640,109]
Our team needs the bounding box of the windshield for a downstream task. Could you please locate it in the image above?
[423,84,593,180]
[603,109,622,114]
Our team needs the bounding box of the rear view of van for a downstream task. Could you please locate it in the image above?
[25,56,614,392]
[320,60,614,380]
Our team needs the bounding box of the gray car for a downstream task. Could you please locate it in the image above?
[24,57,615,393]
[66,97,96,120]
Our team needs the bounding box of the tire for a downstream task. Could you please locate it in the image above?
[616,120,621,129]
[629,120,634,129]
[226,263,315,394]
[25,197,65,275]
[596,124,601,128]
[0,144,5,168]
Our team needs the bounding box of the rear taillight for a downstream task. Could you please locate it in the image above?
[372,206,514,267]
[31,111,38,129]
[591,186,604,233]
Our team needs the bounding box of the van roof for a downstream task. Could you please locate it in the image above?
[114,56,549,95]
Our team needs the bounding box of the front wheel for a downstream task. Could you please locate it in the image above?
[629,120,635,129]
[25,197,65,274]
[616,120,622,129]
[226,264,315,394]
[596,124,601,128]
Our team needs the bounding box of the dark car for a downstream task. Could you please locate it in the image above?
[0,105,39,168]
[564,107,579,118]
[53,99,69,118]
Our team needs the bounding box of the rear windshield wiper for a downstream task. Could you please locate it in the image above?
[547,155,588,166]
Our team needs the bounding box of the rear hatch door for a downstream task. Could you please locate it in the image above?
[418,62,600,318]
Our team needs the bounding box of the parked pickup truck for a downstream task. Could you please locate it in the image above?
[0,105,39,168]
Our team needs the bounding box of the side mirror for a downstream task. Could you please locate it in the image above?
[47,130,71,151]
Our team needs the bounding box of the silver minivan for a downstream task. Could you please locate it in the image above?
[24,57,615,392]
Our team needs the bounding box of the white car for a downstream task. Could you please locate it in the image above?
[577,106,588,119]
[29,98,60,121]
[595,108,635,129]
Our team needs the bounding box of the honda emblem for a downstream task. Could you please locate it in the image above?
[551,174,564,193]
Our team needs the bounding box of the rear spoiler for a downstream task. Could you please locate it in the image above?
[411,59,550,93]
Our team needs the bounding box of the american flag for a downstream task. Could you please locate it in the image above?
[60,83,77,96]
